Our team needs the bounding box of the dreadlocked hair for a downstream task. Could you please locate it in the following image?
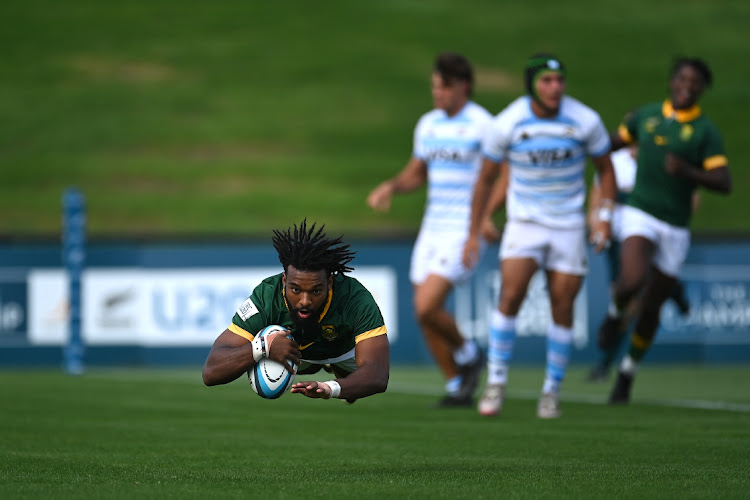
[272,219,355,276]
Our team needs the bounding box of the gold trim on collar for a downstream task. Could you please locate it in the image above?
[319,289,333,322]
[662,100,701,123]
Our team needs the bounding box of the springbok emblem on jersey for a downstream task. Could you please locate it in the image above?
[322,325,338,341]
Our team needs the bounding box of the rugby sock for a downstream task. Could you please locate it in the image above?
[445,375,462,396]
[542,323,573,394]
[487,310,516,385]
[619,354,638,375]
[627,331,653,363]
[453,339,479,366]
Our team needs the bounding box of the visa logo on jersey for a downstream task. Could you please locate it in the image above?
[524,148,574,165]
[425,147,478,164]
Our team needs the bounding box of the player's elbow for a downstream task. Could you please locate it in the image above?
[202,364,220,386]
[713,181,731,196]
[711,169,732,195]
[373,370,389,394]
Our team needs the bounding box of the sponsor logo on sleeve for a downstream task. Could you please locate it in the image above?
[238,298,259,320]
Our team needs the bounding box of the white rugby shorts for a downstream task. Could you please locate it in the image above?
[409,231,481,285]
[611,204,626,242]
[620,205,690,278]
[500,219,587,275]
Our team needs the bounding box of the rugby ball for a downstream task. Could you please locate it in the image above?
[249,325,297,399]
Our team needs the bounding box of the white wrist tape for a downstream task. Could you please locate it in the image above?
[251,334,267,363]
[597,206,613,223]
[326,380,341,399]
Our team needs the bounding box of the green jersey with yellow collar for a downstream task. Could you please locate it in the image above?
[617,100,727,227]
[228,273,387,362]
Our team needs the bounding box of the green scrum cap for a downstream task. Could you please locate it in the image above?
[524,54,566,98]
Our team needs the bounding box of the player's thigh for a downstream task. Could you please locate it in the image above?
[619,236,655,290]
[640,266,678,315]
[296,361,324,375]
[545,226,587,276]
[413,275,454,317]
[546,271,583,304]
[500,220,546,264]
[499,257,538,314]
[545,270,583,325]
[498,220,546,314]
[653,223,690,278]
[409,235,435,285]
[410,233,477,286]
[618,206,659,286]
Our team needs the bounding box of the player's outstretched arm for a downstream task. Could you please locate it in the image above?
[202,329,255,386]
[664,154,732,194]
[290,335,390,400]
[367,158,427,212]
[202,329,300,386]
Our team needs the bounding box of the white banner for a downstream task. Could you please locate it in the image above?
[28,267,397,346]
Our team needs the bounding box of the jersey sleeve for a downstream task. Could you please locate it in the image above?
[701,122,728,171]
[347,282,387,343]
[481,115,509,163]
[228,282,274,341]
[618,109,640,145]
[586,113,611,158]
[413,114,429,161]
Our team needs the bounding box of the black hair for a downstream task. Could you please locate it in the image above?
[434,52,474,96]
[670,57,713,88]
[272,219,355,276]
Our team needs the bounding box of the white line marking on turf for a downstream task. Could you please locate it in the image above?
[92,370,750,413]
[387,383,750,413]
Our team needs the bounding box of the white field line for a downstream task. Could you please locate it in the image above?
[386,382,750,413]
[91,370,750,413]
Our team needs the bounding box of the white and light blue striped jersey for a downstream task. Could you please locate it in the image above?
[413,101,493,236]
[483,95,610,228]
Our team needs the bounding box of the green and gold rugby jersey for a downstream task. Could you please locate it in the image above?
[228,273,387,361]
[617,100,727,227]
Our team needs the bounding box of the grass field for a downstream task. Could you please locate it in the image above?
[2,365,749,499]
[1,0,749,238]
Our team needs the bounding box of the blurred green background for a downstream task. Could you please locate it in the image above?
[1,0,747,239]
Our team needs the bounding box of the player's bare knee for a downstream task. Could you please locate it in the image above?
[499,293,525,315]
[415,305,440,327]
[550,304,574,325]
